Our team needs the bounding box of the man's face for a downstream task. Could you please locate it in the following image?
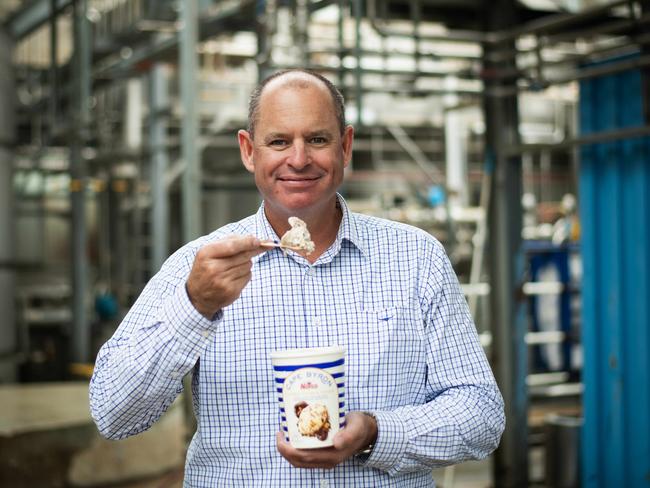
[238,80,353,221]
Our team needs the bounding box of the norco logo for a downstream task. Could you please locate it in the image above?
[300,382,318,390]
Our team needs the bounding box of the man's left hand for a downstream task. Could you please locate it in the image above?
[276,411,377,469]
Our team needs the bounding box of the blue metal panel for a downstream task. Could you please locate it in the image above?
[579,59,650,487]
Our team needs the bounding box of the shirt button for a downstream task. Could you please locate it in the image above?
[320,480,329,488]
[313,317,321,327]
[202,329,211,339]
[307,266,316,276]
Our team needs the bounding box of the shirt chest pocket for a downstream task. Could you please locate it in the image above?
[328,305,415,388]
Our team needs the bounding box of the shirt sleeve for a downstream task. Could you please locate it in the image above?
[361,238,505,475]
[89,241,222,440]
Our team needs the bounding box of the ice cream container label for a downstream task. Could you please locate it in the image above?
[281,367,342,448]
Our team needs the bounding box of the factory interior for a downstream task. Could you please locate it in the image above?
[0,0,649,487]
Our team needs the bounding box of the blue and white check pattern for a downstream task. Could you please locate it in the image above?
[90,194,504,488]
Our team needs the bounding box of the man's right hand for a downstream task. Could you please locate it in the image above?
[186,235,265,319]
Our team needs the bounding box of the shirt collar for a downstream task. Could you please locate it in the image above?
[334,194,366,256]
[253,193,366,264]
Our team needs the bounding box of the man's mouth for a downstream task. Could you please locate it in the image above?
[277,175,321,182]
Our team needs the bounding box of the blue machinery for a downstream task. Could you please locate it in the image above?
[579,59,650,486]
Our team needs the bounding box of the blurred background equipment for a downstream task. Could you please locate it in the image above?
[1,0,649,486]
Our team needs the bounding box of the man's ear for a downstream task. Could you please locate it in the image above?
[238,130,255,173]
[342,125,354,169]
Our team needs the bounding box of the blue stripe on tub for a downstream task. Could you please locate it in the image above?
[272,359,345,371]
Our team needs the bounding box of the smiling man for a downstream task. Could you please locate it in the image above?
[237,71,354,261]
[90,69,505,487]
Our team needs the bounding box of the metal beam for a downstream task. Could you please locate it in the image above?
[504,125,650,155]
[483,1,528,487]
[149,62,169,272]
[93,0,254,81]
[4,0,72,40]
[0,27,16,381]
[70,0,91,363]
[179,0,201,242]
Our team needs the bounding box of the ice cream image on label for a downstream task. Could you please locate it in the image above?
[294,401,331,441]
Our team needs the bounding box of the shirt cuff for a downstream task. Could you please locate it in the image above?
[361,409,408,473]
[162,283,223,358]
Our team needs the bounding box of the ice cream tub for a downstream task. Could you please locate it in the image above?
[271,346,346,448]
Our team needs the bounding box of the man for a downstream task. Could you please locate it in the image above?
[90,69,504,487]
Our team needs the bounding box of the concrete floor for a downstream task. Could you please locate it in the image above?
[119,457,498,488]
[0,382,186,488]
[432,458,493,488]
[79,448,555,488]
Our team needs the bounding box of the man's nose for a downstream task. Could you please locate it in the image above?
[287,140,309,168]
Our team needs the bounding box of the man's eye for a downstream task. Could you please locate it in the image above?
[269,140,287,147]
[310,137,327,144]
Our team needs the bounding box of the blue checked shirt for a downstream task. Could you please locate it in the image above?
[90,195,504,487]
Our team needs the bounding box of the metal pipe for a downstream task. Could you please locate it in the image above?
[517,39,642,75]
[483,2,528,486]
[637,0,650,124]
[4,0,72,40]
[467,165,491,320]
[178,2,202,437]
[504,124,650,155]
[385,124,443,185]
[124,77,143,150]
[308,46,480,62]
[353,0,363,127]
[411,0,421,72]
[179,0,202,242]
[70,0,92,363]
[540,11,650,44]
[149,62,169,272]
[93,0,253,80]
[337,0,345,89]
[48,0,58,143]
[256,0,276,81]
[97,178,112,291]
[485,32,650,86]
[366,0,487,44]
[489,0,634,43]
[0,27,16,381]
[295,0,310,67]
[483,51,650,97]
[271,62,479,80]
[444,80,470,209]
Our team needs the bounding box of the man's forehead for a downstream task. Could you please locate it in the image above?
[256,75,336,127]
[262,72,328,95]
